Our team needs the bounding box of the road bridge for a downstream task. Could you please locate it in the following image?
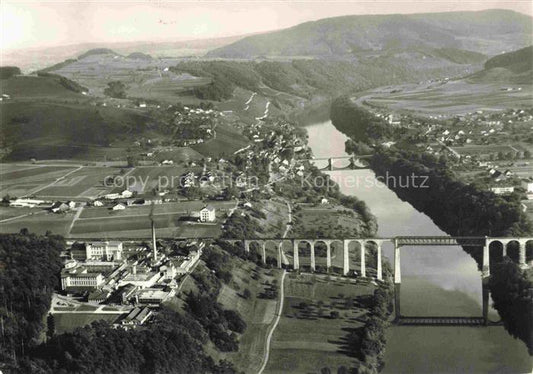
[307,155,372,171]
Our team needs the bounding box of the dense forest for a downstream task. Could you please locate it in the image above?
[330,101,533,354]
[330,96,392,142]
[0,232,64,372]
[30,308,235,374]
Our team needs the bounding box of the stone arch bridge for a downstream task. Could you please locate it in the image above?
[308,155,372,171]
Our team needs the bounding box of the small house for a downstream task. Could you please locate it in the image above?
[112,203,126,211]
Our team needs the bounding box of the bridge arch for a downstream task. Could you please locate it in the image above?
[263,239,284,267]
[526,239,533,264]
[505,240,521,264]
[293,239,313,270]
[312,240,329,272]
[364,239,386,280]
[276,239,293,269]
[488,240,506,263]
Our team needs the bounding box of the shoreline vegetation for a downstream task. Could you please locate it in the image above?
[330,97,533,355]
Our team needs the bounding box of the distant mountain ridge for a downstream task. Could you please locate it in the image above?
[207,10,532,58]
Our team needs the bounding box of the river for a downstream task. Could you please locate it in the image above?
[305,119,531,373]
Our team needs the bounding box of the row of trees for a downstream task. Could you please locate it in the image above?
[330,97,391,143]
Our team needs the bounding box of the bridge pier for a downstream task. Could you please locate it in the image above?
[326,242,331,271]
[328,158,333,171]
[360,240,366,278]
[519,240,527,269]
[376,243,382,281]
[343,240,350,276]
[293,240,299,270]
[310,242,316,272]
[244,240,250,253]
[394,240,401,320]
[278,242,283,269]
[261,242,267,265]
[482,279,489,326]
[482,242,490,278]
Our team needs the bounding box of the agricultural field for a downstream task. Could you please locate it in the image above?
[292,205,368,238]
[35,166,122,199]
[54,314,121,334]
[151,147,204,164]
[0,164,80,197]
[450,144,519,157]
[52,53,212,101]
[192,123,250,158]
[69,200,234,238]
[358,81,533,117]
[265,273,375,374]
[0,210,75,236]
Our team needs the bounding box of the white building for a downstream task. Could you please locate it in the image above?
[136,288,175,304]
[490,186,515,195]
[521,178,533,193]
[113,203,126,211]
[61,261,106,290]
[10,198,46,208]
[121,190,133,198]
[199,205,216,222]
[86,241,123,261]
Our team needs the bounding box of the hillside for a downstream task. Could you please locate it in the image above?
[77,48,120,59]
[485,45,533,73]
[0,74,85,98]
[0,75,153,161]
[207,10,532,58]
[1,34,250,73]
[468,46,533,84]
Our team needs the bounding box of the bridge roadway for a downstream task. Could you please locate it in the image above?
[396,317,488,326]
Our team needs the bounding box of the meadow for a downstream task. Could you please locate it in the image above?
[360,81,533,116]
[215,265,282,373]
[265,273,375,374]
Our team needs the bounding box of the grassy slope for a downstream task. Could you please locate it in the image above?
[266,274,375,373]
[0,74,156,162]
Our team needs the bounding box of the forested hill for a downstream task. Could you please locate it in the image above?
[484,45,533,73]
[207,9,532,58]
[468,45,533,84]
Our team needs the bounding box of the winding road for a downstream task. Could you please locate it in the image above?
[257,269,286,374]
[258,200,291,374]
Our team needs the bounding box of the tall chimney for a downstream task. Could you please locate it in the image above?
[152,220,157,261]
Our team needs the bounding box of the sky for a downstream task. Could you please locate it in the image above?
[2,0,532,51]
